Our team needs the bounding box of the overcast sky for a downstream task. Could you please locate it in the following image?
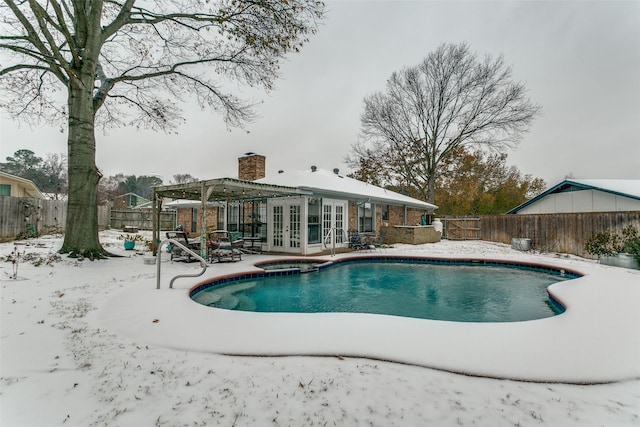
[1,0,639,187]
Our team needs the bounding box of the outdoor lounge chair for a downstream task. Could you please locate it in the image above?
[348,229,368,251]
[209,240,242,262]
[165,231,200,262]
[208,230,244,250]
[207,230,242,262]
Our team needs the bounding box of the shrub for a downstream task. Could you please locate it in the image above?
[623,238,640,258]
[585,230,622,257]
[585,225,640,258]
[117,234,147,242]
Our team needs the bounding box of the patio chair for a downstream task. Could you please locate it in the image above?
[371,228,388,251]
[165,231,199,262]
[348,229,368,251]
[208,230,244,251]
[210,240,242,263]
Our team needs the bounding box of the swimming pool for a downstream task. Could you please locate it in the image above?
[191,257,578,322]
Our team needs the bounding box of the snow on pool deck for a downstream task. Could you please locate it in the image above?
[97,241,640,384]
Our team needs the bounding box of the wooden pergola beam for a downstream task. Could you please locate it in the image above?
[151,177,311,255]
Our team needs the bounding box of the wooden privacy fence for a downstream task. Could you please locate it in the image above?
[0,196,109,241]
[441,217,481,240]
[481,211,640,258]
[110,209,176,231]
[1,198,177,241]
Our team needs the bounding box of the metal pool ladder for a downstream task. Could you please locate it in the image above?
[323,227,346,257]
[156,238,207,289]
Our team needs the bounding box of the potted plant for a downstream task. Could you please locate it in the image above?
[118,233,146,250]
[147,238,160,251]
[585,225,640,270]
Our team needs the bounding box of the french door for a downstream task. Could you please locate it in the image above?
[322,200,347,248]
[270,200,302,253]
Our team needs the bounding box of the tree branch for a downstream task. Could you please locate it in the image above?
[27,0,73,80]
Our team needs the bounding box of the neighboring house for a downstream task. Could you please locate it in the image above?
[157,153,439,255]
[0,171,44,199]
[112,192,151,209]
[507,179,640,214]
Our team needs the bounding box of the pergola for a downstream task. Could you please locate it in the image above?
[151,177,312,256]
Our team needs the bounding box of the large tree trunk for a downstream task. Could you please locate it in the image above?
[59,80,106,258]
[427,175,436,205]
[425,159,437,204]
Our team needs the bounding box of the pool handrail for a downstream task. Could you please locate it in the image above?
[323,227,347,257]
[156,238,207,289]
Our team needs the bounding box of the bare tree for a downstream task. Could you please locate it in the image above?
[0,149,67,196]
[0,0,324,258]
[42,152,68,198]
[171,173,199,184]
[97,173,127,204]
[348,42,541,204]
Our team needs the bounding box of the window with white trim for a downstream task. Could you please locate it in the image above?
[190,208,198,233]
[228,203,240,232]
[307,198,321,244]
[217,206,225,230]
[357,202,374,233]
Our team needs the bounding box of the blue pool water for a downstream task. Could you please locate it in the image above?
[191,260,574,322]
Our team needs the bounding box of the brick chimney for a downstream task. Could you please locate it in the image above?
[238,153,266,181]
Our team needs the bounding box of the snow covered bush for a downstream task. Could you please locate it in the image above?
[585,225,640,258]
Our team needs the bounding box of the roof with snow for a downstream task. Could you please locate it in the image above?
[507,179,640,214]
[0,171,44,199]
[256,168,437,210]
[155,169,436,210]
[153,177,312,204]
[163,199,223,209]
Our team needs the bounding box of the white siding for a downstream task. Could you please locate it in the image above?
[516,189,640,214]
[592,191,616,212]
[614,196,640,211]
[573,190,596,211]
[555,193,574,213]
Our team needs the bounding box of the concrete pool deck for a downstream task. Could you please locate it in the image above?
[96,245,640,384]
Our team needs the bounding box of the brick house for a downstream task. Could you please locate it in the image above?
[158,153,439,255]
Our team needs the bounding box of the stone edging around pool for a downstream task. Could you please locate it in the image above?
[99,253,640,384]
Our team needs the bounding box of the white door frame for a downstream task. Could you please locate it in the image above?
[267,197,305,253]
[321,198,348,250]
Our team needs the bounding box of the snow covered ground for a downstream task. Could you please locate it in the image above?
[1,230,639,426]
